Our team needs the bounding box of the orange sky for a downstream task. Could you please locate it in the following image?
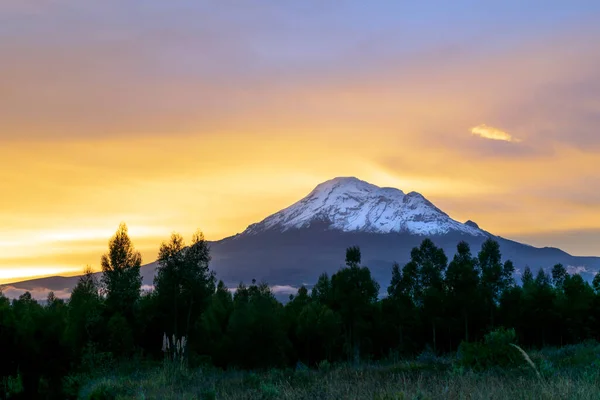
[1,2,600,283]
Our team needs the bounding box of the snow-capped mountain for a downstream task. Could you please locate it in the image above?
[7,177,600,297]
[243,177,484,237]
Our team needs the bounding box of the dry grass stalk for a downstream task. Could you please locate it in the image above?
[509,343,542,380]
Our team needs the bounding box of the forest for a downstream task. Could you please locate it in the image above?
[2,223,600,399]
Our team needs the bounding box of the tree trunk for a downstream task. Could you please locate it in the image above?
[173,290,178,338]
[399,324,404,354]
[464,310,469,342]
[185,298,194,339]
[353,335,360,365]
[432,320,437,353]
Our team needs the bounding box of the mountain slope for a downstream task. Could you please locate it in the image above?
[243,177,484,237]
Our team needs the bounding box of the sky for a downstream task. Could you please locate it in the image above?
[1,0,600,283]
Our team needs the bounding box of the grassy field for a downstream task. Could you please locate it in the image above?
[75,342,600,400]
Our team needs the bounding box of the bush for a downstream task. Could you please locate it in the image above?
[260,382,279,399]
[317,360,331,372]
[87,381,117,400]
[458,327,522,370]
[199,388,217,400]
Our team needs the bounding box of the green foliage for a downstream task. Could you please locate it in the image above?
[199,387,216,400]
[66,266,103,360]
[101,223,143,319]
[1,374,23,398]
[155,230,216,344]
[458,327,521,370]
[331,247,379,363]
[6,228,600,398]
[260,382,280,399]
[225,281,289,369]
[445,241,480,342]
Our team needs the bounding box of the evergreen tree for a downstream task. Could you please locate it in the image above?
[445,241,480,342]
[66,266,103,360]
[155,231,216,341]
[478,239,511,327]
[562,274,594,343]
[404,239,447,352]
[312,273,332,306]
[385,262,417,354]
[551,263,568,290]
[331,247,379,364]
[225,281,289,368]
[101,223,142,319]
[296,301,340,365]
[197,280,233,366]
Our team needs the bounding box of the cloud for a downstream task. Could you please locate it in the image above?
[141,284,155,293]
[271,285,299,295]
[0,285,71,300]
[225,285,299,295]
[471,124,521,143]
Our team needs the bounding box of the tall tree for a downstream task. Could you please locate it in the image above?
[521,269,556,347]
[478,239,512,328]
[331,247,380,364]
[197,280,233,366]
[66,266,103,360]
[562,274,594,343]
[404,239,447,352]
[225,281,289,368]
[386,262,417,353]
[101,223,142,319]
[551,263,568,290]
[445,241,480,342]
[312,273,332,307]
[155,230,216,342]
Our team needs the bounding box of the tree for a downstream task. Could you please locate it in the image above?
[522,266,534,287]
[66,266,103,359]
[522,269,556,347]
[12,292,44,396]
[561,274,594,343]
[385,262,417,353]
[0,289,17,391]
[345,246,361,267]
[551,263,568,290]
[312,273,332,306]
[331,247,380,364]
[225,281,289,368]
[445,241,480,342]
[404,239,447,352]
[101,223,142,319]
[478,239,512,328]
[155,230,216,344]
[296,302,340,365]
[197,280,234,366]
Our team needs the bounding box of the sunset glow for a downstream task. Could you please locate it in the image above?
[2,1,600,283]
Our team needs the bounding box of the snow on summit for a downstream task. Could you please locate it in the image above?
[243,177,484,236]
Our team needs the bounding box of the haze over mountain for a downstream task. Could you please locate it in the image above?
[4,177,600,299]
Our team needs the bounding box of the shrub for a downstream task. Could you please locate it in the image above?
[260,382,279,399]
[458,327,522,370]
[317,360,331,372]
[199,388,216,400]
[87,381,117,400]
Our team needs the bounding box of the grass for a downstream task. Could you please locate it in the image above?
[76,343,600,400]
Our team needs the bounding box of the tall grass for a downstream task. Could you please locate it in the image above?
[78,342,600,400]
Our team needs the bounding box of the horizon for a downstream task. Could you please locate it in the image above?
[2,1,600,282]
[0,174,597,286]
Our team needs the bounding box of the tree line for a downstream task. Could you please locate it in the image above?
[1,223,600,398]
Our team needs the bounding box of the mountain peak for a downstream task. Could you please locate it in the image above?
[242,177,485,237]
[310,176,390,195]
